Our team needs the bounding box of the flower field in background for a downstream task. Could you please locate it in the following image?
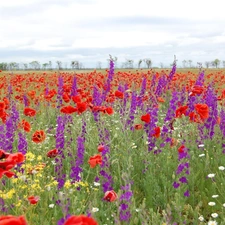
[1,60,225,225]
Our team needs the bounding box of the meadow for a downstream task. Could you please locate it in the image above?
[0,61,225,225]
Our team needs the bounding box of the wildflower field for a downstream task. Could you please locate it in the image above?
[1,60,225,225]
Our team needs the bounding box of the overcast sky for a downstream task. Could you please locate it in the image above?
[0,0,225,68]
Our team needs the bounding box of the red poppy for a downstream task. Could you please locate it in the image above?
[60,105,77,114]
[71,95,81,103]
[24,108,36,117]
[103,190,118,202]
[28,196,40,205]
[189,85,204,96]
[134,124,143,130]
[63,215,98,225]
[19,120,31,132]
[115,90,124,99]
[141,113,151,123]
[189,112,201,123]
[62,92,70,103]
[0,149,10,160]
[32,130,46,143]
[0,102,5,110]
[97,145,105,152]
[0,152,25,170]
[88,154,102,168]
[0,168,15,179]
[3,98,9,110]
[152,126,160,138]
[178,145,185,153]
[0,215,28,225]
[175,106,188,118]
[105,107,114,115]
[170,138,178,147]
[47,149,58,158]
[77,102,87,114]
[194,104,209,120]
[157,97,165,103]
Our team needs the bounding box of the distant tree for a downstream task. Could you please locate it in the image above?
[188,60,192,68]
[9,62,19,70]
[143,59,152,69]
[29,61,40,70]
[0,62,8,71]
[96,61,102,69]
[71,61,80,70]
[124,59,134,69]
[42,63,48,70]
[222,60,225,68]
[205,61,210,68]
[182,60,187,68]
[159,62,164,69]
[56,61,62,70]
[138,59,142,69]
[23,63,28,70]
[212,59,220,68]
[48,61,52,70]
[114,57,118,68]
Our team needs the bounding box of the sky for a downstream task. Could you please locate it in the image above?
[0,0,225,68]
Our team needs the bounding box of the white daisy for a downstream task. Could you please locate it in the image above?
[219,166,225,171]
[211,213,218,218]
[208,174,215,178]
[208,221,217,225]
[198,215,204,221]
[208,202,216,206]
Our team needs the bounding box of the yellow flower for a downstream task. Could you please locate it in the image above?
[64,180,72,189]
[15,200,22,207]
[26,152,35,161]
[37,156,42,161]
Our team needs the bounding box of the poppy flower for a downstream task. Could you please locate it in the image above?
[0,152,25,171]
[103,190,118,202]
[189,85,204,96]
[88,154,102,168]
[97,145,105,152]
[0,169,15,179]
[63,215,98,225]
[77,102,87,114]
[0,149,10,160]
[28,196,40,204]
[115,90,124,99]
[194,104,209,120]
[24,108,36,117]
[152,126,160,138]
[189,112,201,123]
[157,97,165,103]
[170,138,178,147]
[47,149,58,158]
[0,102,5,110]
[141,113,151,123]
[32,130,46,143]
[71,95,81,103]
[175,106,188,118]
[60,105,77,114]
[19,120,31,132]
[134,124,143,130]
[0,168,15,179]
[0,215,28,225]
[62,92,70,103]
[178,145,185,154]
[105,107,114,115]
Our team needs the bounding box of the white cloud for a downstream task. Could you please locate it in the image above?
[0,0,225,68]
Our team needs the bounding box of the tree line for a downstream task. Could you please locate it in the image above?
[0,58,225,71]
